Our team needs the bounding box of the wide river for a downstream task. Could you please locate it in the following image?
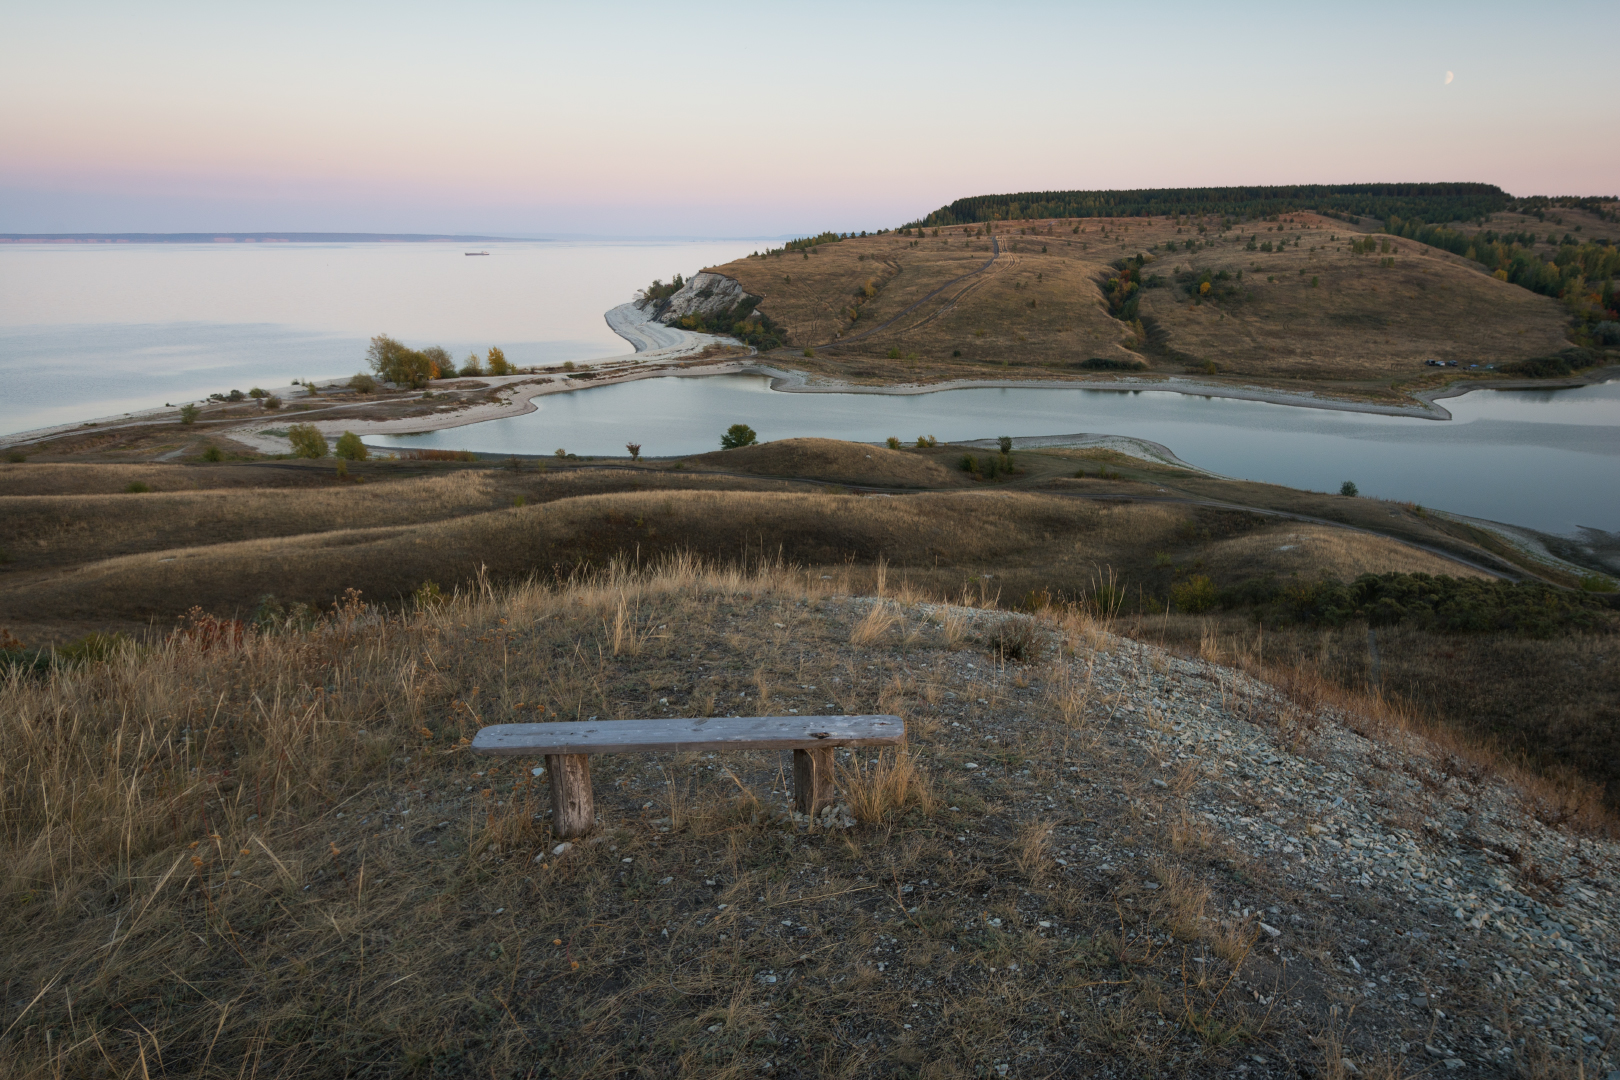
[2,241,1616,536]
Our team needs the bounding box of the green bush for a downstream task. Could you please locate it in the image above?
[348,373,378,394]
[1340,481,1359,497]
[263,394,282,410]
[1218,571,1614,637]
[887,347,902,360]
[202,446,224,462]
[334,431,368,461]
[5,451,25,463]
[125,481,151,493]
[1172,574,1219,613]
[248,387,266,399]
[367,334,437,388]
[180,403,201,424]
[885,436,901,449]
[287,424,328,459]
[720,423,757,450]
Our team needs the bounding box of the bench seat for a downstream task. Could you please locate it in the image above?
[472,714,904,837]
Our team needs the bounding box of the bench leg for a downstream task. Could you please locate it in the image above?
[793,747,835,819]
[547,754,594,838]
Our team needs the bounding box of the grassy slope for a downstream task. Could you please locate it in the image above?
[2,564,1612,1079]
[0,452,1476,631]
[3,444,1612,814]
[709,214,1578,393]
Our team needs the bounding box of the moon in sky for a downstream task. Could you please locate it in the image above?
[1445,71,1454,84]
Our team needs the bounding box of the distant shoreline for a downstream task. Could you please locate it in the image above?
[0,232,526,244]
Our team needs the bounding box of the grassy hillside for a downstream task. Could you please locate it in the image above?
[3,560,1616,1079]
[708,210,1612,396]
[3,442,1616,819]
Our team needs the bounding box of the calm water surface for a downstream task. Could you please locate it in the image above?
[4,241,1615,536]
[0,239,759,433]
[373,375,1620,536]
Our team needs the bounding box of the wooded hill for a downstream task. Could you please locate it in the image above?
[910,183,1516,228]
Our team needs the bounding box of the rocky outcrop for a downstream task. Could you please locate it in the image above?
[637,272,759,325]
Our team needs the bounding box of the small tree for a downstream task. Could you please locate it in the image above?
[1340,481,1359,497]
[304,378,321,396]
[626,442,642,461]
[885,436,901,449]
[348,373,378,394]
[287,424,327,458]
[335,431,368,461]
[486,346,513,376]
[263,394,282,410]
[421,346,454,380]
[720,424,757,450]
[461,352,484,377]
[997,436,1013,454]
[248,387,266,399]
[179,403,200,424]
[366,334,435,388]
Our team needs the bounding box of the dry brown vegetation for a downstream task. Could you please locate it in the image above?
[686,438,971,489]
[5,559,1591,1079]
[0,466,1467,636]
[710,214,1579,396]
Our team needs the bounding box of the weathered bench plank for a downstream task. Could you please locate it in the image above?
[471,715,904,838]
[471,714,904,757]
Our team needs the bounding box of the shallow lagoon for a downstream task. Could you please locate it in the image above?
[373,374,1620,536]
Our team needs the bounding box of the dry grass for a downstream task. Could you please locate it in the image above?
[837,748,938,824]
[2,481,1452,634]
[687,437,970,489]
[708,213,1573,391]
[0,556,1598,1077]
[1136,611,1620,824]
[848,601,901,645]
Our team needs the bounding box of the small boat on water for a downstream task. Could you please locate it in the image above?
[465,251,490,256]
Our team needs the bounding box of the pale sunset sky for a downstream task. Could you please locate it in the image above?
[3,0,1616,236]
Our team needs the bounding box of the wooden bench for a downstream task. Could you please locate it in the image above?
[472,714,905,837]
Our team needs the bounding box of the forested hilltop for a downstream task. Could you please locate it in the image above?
[911,183,1618,228]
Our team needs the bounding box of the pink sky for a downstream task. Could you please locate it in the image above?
[4,1,1616,236]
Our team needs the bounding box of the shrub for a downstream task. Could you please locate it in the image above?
[626,442,642,461]
[1340,481,1359,497]
[124,481,150,493]
[460,353,484,377]
[720,423,757,450]
[248,387,266,399]
[334,431,368,461]
[420,346,454,380]
[348,373,378,394]
[997,436,1013,454]
[986,617,1041,662]
[303,378,321,396]
[915,435,937,448]
[885,436,901,449]
[263,394,282,410]
[202,446,224,462]
[179,403,200,424]
[287,424,328,459]
[555,448,567,458]
[1172,574,1218,613]
[887,347,902,359]
[486,346,513,376]
[367,335,436,388]
[6,451,26,463]
[802,348,815,358]
[1591,321,1620,347]
[959,454,977,473]
[413,581,445,610]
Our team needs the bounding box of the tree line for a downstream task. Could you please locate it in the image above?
[908,184,1511,228]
